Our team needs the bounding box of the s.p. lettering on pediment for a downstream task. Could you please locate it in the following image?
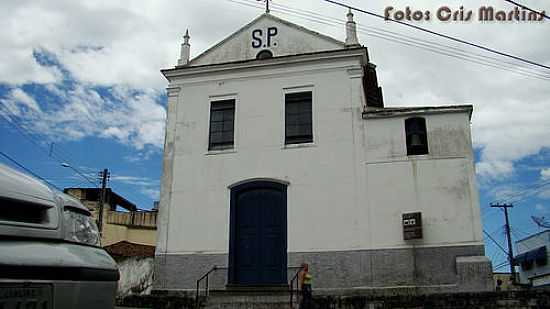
[189,14,345,66]
[251,27,278,49]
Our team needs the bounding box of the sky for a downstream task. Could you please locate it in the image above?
[0,0,549,270]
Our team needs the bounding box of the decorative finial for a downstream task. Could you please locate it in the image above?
[345,8,360,47]
[184,29,190,44]
[347,8,354,21]
[178,29,191,66]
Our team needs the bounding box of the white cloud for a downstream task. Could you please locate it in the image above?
[1,88,42,117]
[485,183,523,202]
[110,174,160,201]
[538,188,550,200]
[141,188,160,200]
[535,204,549,214]
[10,89,41,112]
[124,149,157,163]
[111,175,157,187]
[541,168,550,180]
[0,0,247,88]
[0,50,62,85]
[1,84,166,150]
[475,160,514,181]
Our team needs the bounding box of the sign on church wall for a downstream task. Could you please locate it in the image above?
[403,212,423,240]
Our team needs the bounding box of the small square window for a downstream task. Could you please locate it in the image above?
[209,99,235,151]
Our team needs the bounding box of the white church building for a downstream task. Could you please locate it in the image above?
[154,10,493,293]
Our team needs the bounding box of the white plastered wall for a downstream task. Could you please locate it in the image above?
[157,57,484,256]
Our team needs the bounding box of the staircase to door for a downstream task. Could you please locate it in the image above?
[201,287,296,309]
[194,266,303,309]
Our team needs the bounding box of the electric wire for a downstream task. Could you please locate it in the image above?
[322,0,550,71]
[509,185,550,204]
[1,107,157,206]
[493,179,550,205]
[0,151,63,191]
[501,0,550,20]
[494,261,510,271]
[511,228,531,251]
[244,0,550,79]
[269,0,550,79]
[0,105,85,170]
[0,107,98,187]
[0,108,79,166]
[483,229,509,255]
[485,235,509,271]
[229,0,550,81]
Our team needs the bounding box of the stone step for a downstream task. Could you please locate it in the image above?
[209,287,290,296]
[206,295,292,304]
[204,302,296,309]
[202,288,300,309]
[205,289,296,304]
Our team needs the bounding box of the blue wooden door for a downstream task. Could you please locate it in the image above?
[229,181,287,286]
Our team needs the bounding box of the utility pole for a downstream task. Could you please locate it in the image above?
[490,202,515,283]
[97,168,110,233]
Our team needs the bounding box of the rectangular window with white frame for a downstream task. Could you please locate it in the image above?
[285,91,313,145]
[208,99,235,151]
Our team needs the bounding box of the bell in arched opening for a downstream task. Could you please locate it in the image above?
[405,117,429,156]
[409,133,423,148]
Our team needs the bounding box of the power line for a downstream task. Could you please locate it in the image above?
[0,151,62,191]
[484,229,509,256]
[1,109,156,207]
[229,0,550,81]
[494,260,509,269]
[0,108,98,187]
[494,261,510,271]
[241,0,550,80]
[509,184,550,204]
[494,179,550,204]
[322,0,550,72]
[511,227,532,252]
[0,107,82,166]
[270,0,550,76]
[492,248,508,268]
[501,0,550,20]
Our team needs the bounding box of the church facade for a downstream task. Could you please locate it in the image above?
[154,11,493,293]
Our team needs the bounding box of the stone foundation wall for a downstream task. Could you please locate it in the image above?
[117,289,550,309]
[153,245,492,293]
[314,289,550,309]
[117,256,155,297]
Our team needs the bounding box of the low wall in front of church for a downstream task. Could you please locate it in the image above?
[152,244,493,294]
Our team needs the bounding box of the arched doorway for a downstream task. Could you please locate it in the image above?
[228,180,287,286]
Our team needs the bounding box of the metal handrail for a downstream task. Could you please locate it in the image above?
[289,266,304,309]
[195,265,304,309]
[195,266,219,309]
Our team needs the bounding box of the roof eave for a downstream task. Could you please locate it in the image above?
[362,105,474,120]
[161,47,368,81]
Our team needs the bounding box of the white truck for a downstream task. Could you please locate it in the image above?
[0,163,119,308]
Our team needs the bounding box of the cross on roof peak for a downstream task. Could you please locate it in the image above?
[257,0,271,14]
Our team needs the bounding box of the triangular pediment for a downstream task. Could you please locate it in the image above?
[189,13,345,66]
